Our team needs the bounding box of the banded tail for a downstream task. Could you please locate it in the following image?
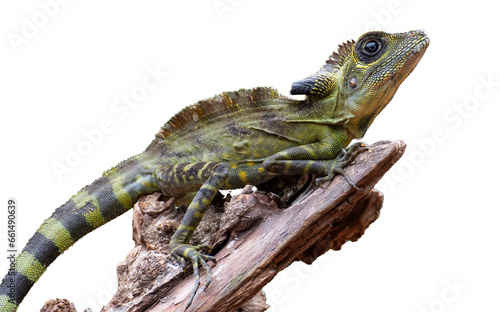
[0,154,159,311]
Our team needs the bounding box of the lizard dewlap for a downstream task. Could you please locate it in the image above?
[0,30,429,311]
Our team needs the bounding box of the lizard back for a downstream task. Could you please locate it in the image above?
[148,87,299,146]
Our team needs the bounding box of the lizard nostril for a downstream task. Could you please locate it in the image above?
[409,30,426,37]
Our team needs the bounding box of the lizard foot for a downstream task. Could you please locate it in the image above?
[315,141,369,189]
[171,244,216,310]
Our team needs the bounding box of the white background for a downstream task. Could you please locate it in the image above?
[0,1,499,311]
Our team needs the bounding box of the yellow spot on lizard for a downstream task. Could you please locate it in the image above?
[112,180,133,208]
[0,296,16,311]
[84,209,106,228]
[239,171,248,183]
[15,252,45,282]
[38,218,73,253]
[72,190,100,210]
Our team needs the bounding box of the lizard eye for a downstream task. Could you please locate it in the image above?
[356,37,385,63]
[363,40,380,55]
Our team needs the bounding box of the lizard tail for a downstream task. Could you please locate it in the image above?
[0,154,159,311]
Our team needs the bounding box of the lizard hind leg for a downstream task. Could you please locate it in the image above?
[165,162,230,310]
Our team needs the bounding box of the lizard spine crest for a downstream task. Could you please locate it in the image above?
[325,40,355,72]
[151,87,287,143]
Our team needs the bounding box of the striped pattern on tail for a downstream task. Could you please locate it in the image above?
[0,155,159,311]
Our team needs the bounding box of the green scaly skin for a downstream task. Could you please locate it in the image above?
[0,30,429,311]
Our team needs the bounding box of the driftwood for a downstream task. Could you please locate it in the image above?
[44,140,405,312]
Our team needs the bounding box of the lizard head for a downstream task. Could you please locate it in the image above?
[339,30,430,137]
[290,30,430,138]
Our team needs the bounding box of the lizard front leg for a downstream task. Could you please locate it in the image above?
[263,129,367,188]
[314,141,369,188]
[155,162,229,310]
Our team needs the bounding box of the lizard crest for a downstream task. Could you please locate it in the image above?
[150,87,290,144]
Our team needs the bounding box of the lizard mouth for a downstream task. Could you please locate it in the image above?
[410,35,430,60]
[393,31,430,83]
[405,31,430,67]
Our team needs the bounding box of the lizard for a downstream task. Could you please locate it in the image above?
[0,29,429,311]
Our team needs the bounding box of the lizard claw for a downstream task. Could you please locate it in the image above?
[334,142,369,189]
[315,142,369,189]
[171,244,216,311]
